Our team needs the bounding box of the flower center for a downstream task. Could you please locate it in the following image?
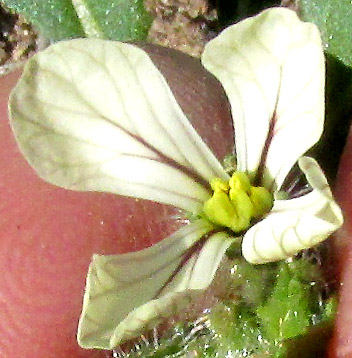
[203,172,273,233]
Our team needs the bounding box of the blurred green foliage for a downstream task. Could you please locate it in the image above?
[1,0,85,40]
[1,0,151,41]
[299,0,352,68]
[204,258,334,358]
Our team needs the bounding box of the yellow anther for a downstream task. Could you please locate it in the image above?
[229,172,251,192]
[203,171,274,233]
[250,186,273,218]
[229,187,254,231]
[203,190,239,230]
[210,178,230,192]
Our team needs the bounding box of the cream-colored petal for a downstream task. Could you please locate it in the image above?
[242,157,343,264]
[202,8,324,189]
[9,39,227,213]
[77,220,234,349]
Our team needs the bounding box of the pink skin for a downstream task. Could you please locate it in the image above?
[329,127,352,358]
[0,49,234,358]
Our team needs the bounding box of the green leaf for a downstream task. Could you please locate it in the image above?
[256,261,313,341]
[2,0,151,41]
[228,258,276,307]
[75,0,152,41]
[2,0,85,40]
[210,303,267,355]
[299,0,352,68]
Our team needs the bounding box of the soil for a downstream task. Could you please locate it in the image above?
[145,0,217,57]
[0,5,38,75]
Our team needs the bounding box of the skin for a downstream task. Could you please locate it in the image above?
[0,49,234,358]
[329,126,352,358]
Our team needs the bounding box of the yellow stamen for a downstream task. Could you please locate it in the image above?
[203,171,273,233]
[229,172,251,192]
[210,177,230,192]
[250,186,273,219]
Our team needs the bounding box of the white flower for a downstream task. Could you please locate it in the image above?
[8,8,342,350]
